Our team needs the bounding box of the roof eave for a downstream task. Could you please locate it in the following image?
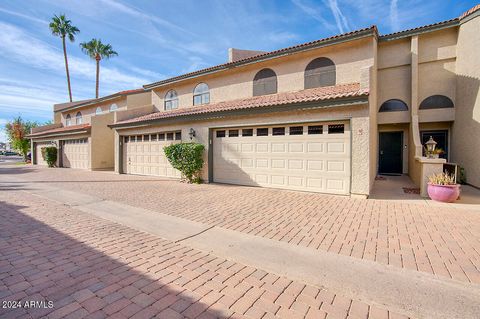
[28,128,91,139]
[55,90,148,113]
[379,19,459,42]
[143,28,377,90]
[109,95,369,130]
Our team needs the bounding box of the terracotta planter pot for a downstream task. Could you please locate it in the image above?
[427,183,460,203]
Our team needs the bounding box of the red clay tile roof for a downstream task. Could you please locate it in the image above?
[28,124,91,138]
[460,4,480,19]
[379,18,459,41]
[143,27,377,89]
[114,83,368,127]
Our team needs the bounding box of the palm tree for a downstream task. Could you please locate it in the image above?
[49,14,79,102]
[80,39,118,98]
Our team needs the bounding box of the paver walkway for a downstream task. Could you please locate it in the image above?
[2,166,479,285]
[0,189,408,319]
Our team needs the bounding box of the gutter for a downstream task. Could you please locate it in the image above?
[28,129,90,139]
[109,95,369,130]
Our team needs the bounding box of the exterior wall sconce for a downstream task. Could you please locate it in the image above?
[425,136,437,158]
[189,128,196,140]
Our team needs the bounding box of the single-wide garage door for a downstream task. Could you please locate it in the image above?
[35,141,52,166]
[122,131,181,178]
[213,122,351,194]
[63,138,90,169]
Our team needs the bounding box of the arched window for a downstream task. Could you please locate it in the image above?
[164,90,178,110]
[419,95,454,110]
[75,112,83,125]
[109,103,118,112]
[253,68,277,96]
[193,83,210,106]
[304,57,336,89]
[95,107,103,115]
[65,114,71,126]
[379,99,409,112]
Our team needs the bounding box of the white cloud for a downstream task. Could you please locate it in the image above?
[0,21,150,89]
[389,0,400,31]
[0,7,48,25]
[98,0,194,36]
[290,0,336,31]
[326,0,351,33]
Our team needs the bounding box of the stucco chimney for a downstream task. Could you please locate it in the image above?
[228,48,267,63]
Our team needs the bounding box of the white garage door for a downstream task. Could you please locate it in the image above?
[213,122,351,194]
[35,141,52,166]
[63,138,90,169]
[122,131,181,178]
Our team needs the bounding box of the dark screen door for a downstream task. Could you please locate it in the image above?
[379,132,403,175]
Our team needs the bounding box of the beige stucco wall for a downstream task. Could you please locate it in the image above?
[90,112,115,170]
[452,14,480,187]
[368,37,378,192]
[114,104,371,196]
[151,37,374,111]
[126,92,151,110]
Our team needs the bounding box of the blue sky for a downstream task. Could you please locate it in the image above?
[0,0,477,142]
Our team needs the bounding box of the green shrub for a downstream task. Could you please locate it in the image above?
[164,142,205,183]
[41,146,57,167]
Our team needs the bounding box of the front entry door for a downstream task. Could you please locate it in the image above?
[379,132,403,175]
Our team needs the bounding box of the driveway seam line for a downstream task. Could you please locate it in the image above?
[174,225,217,243]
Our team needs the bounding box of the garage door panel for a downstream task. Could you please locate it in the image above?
[213,122,351,194]
[62,139,90,169]
[122,133,181,178]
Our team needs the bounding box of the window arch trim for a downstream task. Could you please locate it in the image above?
[379,99,409,112]
[304,57,336,89]
[193,83,210,106]
[95,107,102,115]
[253,68,277,96]
[75,112,83,125]
[419,95,454,110]
[109,103,118,112]
[164,90,179,110]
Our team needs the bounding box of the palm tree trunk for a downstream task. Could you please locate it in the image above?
[62,37,73,102]
[95,57,100,98]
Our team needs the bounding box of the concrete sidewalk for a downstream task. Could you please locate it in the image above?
[2,176,479,319]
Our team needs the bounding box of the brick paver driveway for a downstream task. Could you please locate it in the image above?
[0,187,410,319]
[2,165,480,286]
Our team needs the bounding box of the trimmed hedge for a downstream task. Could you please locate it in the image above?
[164,142,205,183]
[41,146,57,167]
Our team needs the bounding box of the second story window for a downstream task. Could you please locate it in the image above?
[193,83,210,106]
[76,112,83,125]
[65,114,71,126]
[253,68,277,96]
[304,57,336,89]
[109,103,118,112]
[164,90,178,110]
[95,107,103,115]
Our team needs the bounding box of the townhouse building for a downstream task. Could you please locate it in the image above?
[31,5,480,197]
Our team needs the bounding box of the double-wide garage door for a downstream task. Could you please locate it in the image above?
[62,138,90,169]
[122,131,181,177]
[213,122,351,194]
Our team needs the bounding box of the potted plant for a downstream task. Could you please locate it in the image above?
[432,148,444,159]
[427,172,460,203]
